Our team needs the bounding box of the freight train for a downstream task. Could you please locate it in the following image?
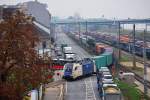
[67,32,150,59]
[63,47,114,80]
[97,66,122,100]
[86,32,150,59]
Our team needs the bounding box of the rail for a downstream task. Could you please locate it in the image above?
[96,38,150,68]
[120,65,150,89]
[66,32,150,90]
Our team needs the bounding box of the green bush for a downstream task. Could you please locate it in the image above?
[115,79,141,100]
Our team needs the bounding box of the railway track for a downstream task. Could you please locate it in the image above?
[99,39,150,87]
[120,65,150,89]
[98,39,150,68]
[135,59,150,68]
[66,33,150,90]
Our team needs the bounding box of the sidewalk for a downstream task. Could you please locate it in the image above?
[44,84,64,100]
[44,70,65,100]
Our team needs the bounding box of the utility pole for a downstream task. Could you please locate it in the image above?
[68,24,70,33]
[86,21,88,33]
[128,31,131,53]
[122,24,124,32]
[116,22,121,77]
[78,22,81,37]
[85,21,88,46]
[132,24,136,68]
[118,22,121,63]
[143,25,148,95]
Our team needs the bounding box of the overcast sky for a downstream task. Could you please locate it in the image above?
[1,0,150,19]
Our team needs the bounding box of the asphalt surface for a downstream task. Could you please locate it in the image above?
[56,32,101,100]
[65,76,100,100]
[55,32,92,60]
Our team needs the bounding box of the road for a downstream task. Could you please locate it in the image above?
[65,76,100,100]
[56,32,101,100]
[55,32,92,60]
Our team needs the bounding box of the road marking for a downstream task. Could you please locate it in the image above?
[84,80,87,100]
[66,81,67,94]
[90,77,96,100]
[84,78,96,100]
[58,85,63,100]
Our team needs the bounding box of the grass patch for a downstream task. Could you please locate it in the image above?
[127,67,144,76]
[120,55,131,62]
[115,79,141,100]
[130,67,143,71]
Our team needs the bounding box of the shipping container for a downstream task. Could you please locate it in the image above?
[101,53,113,66]
[95,43,105,55]
[93,56,107,70]
[104,47,114,53]
[93,56,101,69]
[98,56,107,69]
[82,58,94,75]
[146,48,150,59]
[102,84,121,100]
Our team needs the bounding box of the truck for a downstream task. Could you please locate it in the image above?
[61,44,68,52]
[63,46,77,60]
[65,53,77,60]
[63,47,73,54]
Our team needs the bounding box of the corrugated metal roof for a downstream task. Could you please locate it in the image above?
[33,21,50,34]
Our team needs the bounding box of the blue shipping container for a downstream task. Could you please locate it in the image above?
[82,59,94,75]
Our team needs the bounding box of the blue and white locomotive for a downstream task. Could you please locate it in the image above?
[63,58,96,80]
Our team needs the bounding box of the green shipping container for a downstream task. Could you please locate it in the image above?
[93,56,100,69]
[93,56,107,69]
[98,56,107,69]
[101,53,113,66]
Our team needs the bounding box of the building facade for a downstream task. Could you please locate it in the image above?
[20,1,51,28]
